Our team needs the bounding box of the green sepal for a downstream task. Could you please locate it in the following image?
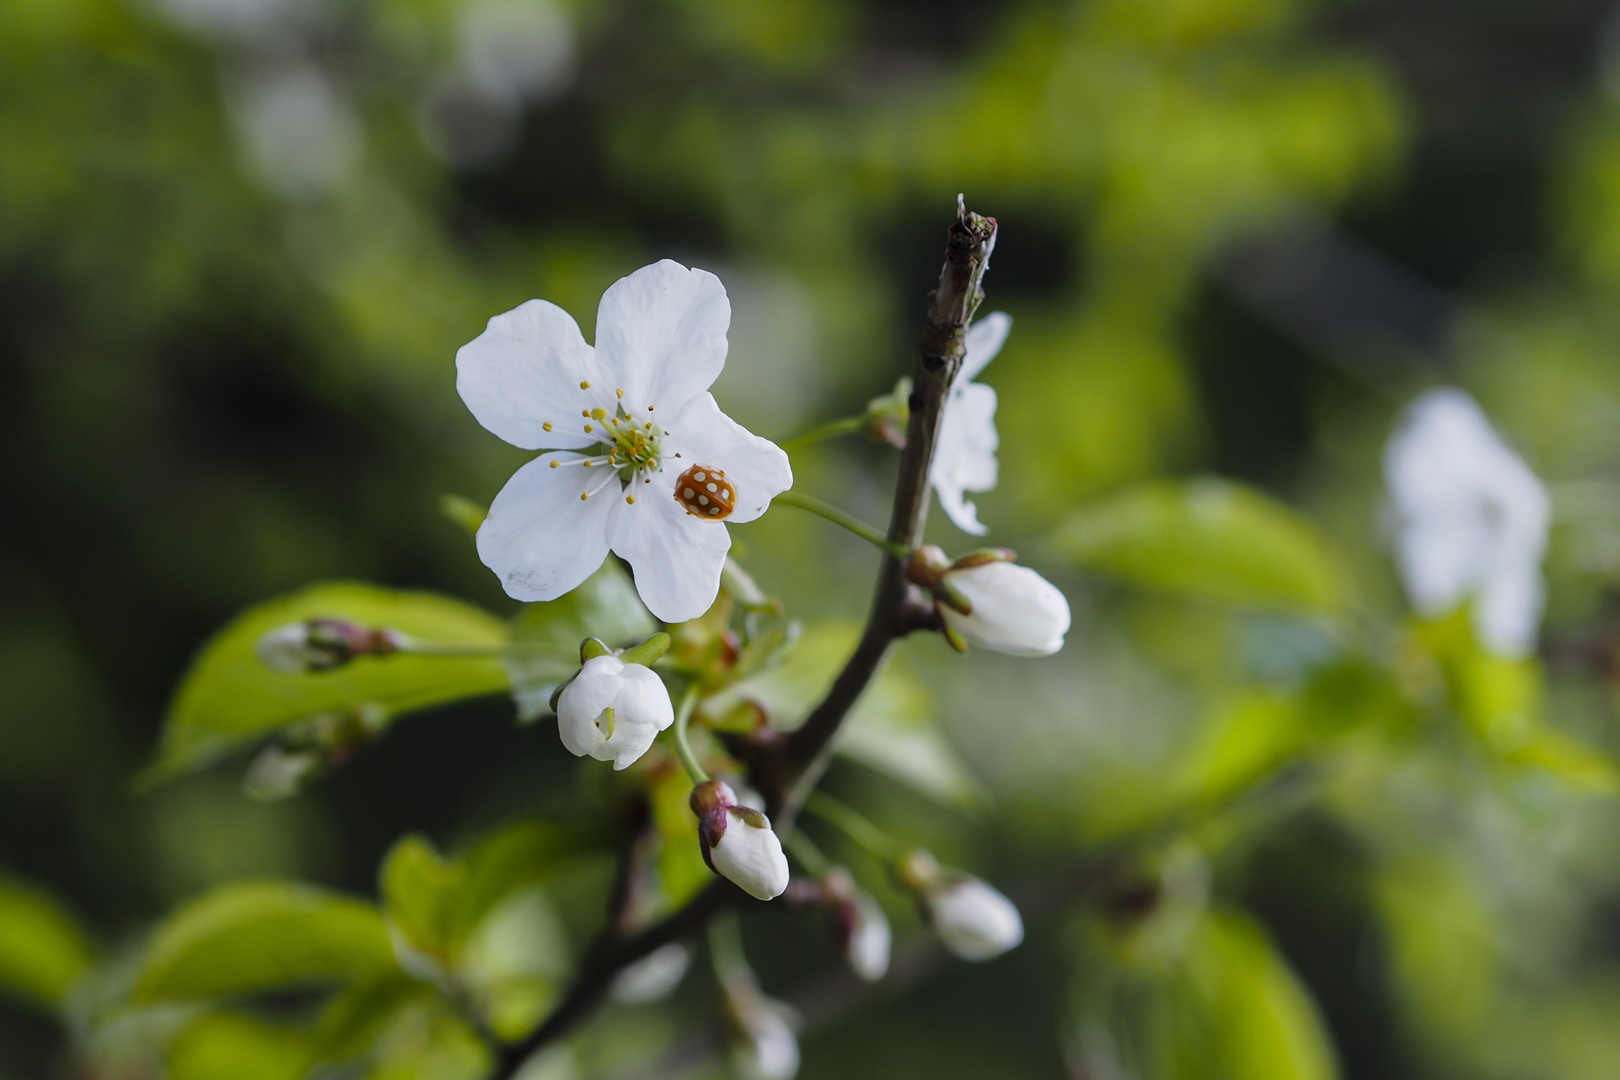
[938,582,974,616]
[618,632,672,667]
[579,637,614,663]
[941,623,969,653]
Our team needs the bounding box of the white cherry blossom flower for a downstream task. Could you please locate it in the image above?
[457,261,793,623]
[555,655,674,770]
[931,312,1010,535]
[940,560,1070,657]
[1384,387,1550,658]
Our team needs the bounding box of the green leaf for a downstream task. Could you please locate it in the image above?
[0,879,94,1010]
[1193,911,1340,1080]
[168,1013,311,1080]
[132,882,395,1003]
[369,998,490,1080]
[1051,479,1344,614]
[505,563,657,722]
[153,584,511,780]
[380,822,581,970]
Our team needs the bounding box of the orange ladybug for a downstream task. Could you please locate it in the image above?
[675,464,736,520]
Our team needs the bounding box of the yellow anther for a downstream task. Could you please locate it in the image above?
[581,409,590,418]
[580,380,591,389]
[549,460,559,469]
[626,495,636,504]
[580,492,589,501]
[542,421,553,432]
[584,424,594,433]
[616,388,624,399]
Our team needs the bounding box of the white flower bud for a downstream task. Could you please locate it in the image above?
[923,877,1024,961]
[730,997,800,1080]
[255,619,398,672]
[555,655,674,770]
[845,890,892,981]
[692,781,791,901]
[610,942,690,1004]
[939,561,1070,657]
[820,867,890,982]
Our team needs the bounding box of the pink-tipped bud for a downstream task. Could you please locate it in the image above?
[255,619,399,673]
[691,781,790,901]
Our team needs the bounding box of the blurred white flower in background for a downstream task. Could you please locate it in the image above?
[610,942,690,1004]
[1384,387,1550,657]
[231,64,362,198]
[932,311,1009,535]
[419,0,577,168]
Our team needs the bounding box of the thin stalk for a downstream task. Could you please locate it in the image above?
[782,828,831,878]
[774,491,910,558]
[779,415,867,453]
[802,791,900,863]
[670,685,709,784]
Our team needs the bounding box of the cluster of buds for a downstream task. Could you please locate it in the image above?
[550,634,674,770]
[691,780,791,901]
[897,849,1023,961]
[255,618,401,673]
[906,546,1071,657]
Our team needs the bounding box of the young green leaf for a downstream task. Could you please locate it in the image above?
[0,879,94,1011]
[168,1013,311,1080]
[1051,479,1344,614]
[131,881,396,1003]
[152,584,511,781]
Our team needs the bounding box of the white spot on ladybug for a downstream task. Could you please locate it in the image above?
[675,464,735,520]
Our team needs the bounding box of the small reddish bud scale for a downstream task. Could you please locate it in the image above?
[675,464,736,520]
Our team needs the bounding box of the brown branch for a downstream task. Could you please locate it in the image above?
[489,201,998,1080]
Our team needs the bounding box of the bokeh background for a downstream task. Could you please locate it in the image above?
[8,0,1620,1077]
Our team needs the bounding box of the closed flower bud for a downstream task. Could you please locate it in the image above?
[610,942,690,1004]
[691,780,791,901]
[938,560,1069,657]
[255,619,399,673]
[726,995,800,1080]
[900,849,1023,962]
[555,655,674,770]
[822,867,891,982]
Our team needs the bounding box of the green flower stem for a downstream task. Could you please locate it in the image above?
[774,490,911,559]
[779,415,867,453]
[707,911,752,990]
[802,791,901,862]
[670,684,709,784]
[782,828,831,878]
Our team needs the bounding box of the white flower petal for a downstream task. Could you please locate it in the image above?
[595,260,729,412]
[959,310,1011,383]
[664,392,793,524]
[555,655,623,759]
[609,488,732,623]
[477,453,615,601]
[457,299,602,450]
[1476,562,1545,659]
[932,381,998,535]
